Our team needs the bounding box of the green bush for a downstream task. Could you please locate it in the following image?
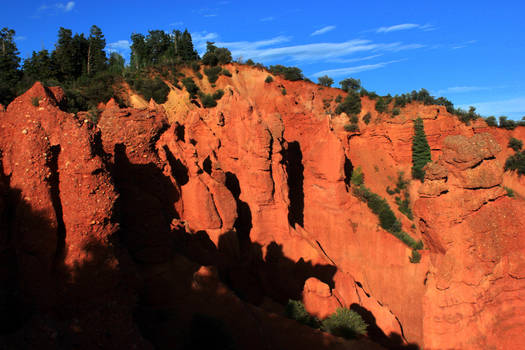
[504,186,515,198]
[363,112,371,124]
[335,91,361,116]
[285,300,320,328]
[221,68,232,77]
[375,97,388,113]
[268,65,304,81]
[499,116,517,130]
[350,115,359,124]
[395,193,413,220]
[485,116,498,126]
[86,107,99,123]
[335,95,342,103]
[504,151,525,176]
[339,78,361,92]
[182,77,199,98]
[199,93,217,108]
[281,88,287,95]
[191,62,200,72]
[322,308,367,339]
[412,118,431,181]
[213,89,224,100]
[508,137,523,152]
[344,123,359,132]
[204,66,222,84]
[409,249,421,263]
[31,96,41,107]
[317,75,334,87]
[128,75,170,104]
[265,75,273,83]
[351,166,364,186]
[392,107,401,116]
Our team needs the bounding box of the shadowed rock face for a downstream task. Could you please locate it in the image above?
[1,70,525,350]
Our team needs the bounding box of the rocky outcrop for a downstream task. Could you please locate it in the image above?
[1,73,525,350]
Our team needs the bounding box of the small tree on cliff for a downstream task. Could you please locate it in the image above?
[0,27,21,105]
[317,75,334,87]
[411,118,431,181]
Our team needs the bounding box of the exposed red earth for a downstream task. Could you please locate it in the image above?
[1,64,524,349]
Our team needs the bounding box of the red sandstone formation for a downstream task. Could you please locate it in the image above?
[1,66,524,349]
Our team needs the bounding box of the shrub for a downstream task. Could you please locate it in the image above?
[335,95,342,103]
[392,107,401,116]
[375,97,388,113]
[281,88,287,95]
[213,89,224,100]
[182,77,199,98]
[412,118,432,181]
[245,59,254,66]
[351,166,364,186]
[128,76,170,104]
[222,68,232,77]
[199,93,217,108]
[204,66,222,84]
[322,308,367,339]
[31,96,41,107]
[335,91,361,116]
[285,300,320,328]
[318,75,334,87]
[191,62,200,72]
[344,123,359,132]
[86,107,99,123]
[395,193,413,220]
[362,112,371,124]
[409,249,421,263]
[499,116,517,130]
[265,75,273,83]
[339,78,361,92]
[269,65,304,81]
[485,116,498,126]
[508,137,523,152]
[505,186,515,198]
[504,151,525,176]
[350,115,359,124]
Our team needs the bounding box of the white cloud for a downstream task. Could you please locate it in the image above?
[312,60,403,77]
[204,14,217,17]
[459,97,525,117]
[311,25,336,36]
[437,86,489,94]
[260,16,275,22]
[14,36,27,41]
[169,21,184,27]
[451,40,477,49]
[219,37,423,63]
[377,23,435,33]
[39,1,75,13]
[107,40,130,53]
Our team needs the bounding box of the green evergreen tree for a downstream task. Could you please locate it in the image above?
[317,75,334,87]
[108,52,125,74]
[339,78,361,92]
[87,25,107,75]
[411,118,432,181]
[0,27,21,105]
[130,33,147,70]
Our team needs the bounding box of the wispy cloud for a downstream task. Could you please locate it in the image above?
[437,86,490,94]
[14,36,27,41]
[218,37,423,63]
[311,25,336,36]
[459,97,525,118]
[329,54,384,64]
[451,40,477,49]
[169,21,184,27]
[377,23,435,33]
[260,16,275,22]
[312,60,403,78]
[204,14,217,17]
[107,40,130,53]
[39,1,75,13]
[191,31,220,51]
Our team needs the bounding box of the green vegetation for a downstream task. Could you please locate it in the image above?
[375,97,388,113]
[409,249,421,263]
[322,308,368,340]
[411,118,432,181]
[285,300,321,328]
[351,168,422,262]
[126,74,170,103]
[504,186,515,198]
[265,75,273,83]
[509,137,523,152]
[31,96,41,107]
[221,68,232,77]
[505,150,525,176]
[268,65,304,81]
[499,116,517,130]
[201,41,232,66]
[363,112,371,124]
[204,66,222,83]
[339,78,361,92]
[335,95,342,103]
[485,116,498,126]
[182,77,199,98]
[281,87,287,95]
[392,107,401,116]
[317,75,334,87]
[387,172,413,220]
[335,91,361,116]
[344,123,359,132]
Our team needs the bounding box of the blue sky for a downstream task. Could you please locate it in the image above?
[4,0,525,119]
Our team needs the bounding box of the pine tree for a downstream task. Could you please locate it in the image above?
[87,25,107,75]
[22,49,58,82]
[411,118,432,181]
[130,33,147,70]
[0,27,21,105]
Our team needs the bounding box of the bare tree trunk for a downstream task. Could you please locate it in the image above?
[87,42,91,75]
